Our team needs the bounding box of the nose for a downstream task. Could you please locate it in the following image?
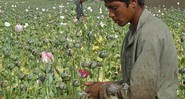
[109,10,115,18]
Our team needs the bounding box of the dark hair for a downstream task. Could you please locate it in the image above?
[104,0,145,7]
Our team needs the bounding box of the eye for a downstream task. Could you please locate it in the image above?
[111,6,118,11]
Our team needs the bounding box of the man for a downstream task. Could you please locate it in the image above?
[75,0,85,20]
[84,0,179,99]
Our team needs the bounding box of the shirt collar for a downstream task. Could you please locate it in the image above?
[128,9,150,32]
[136,9,150,32]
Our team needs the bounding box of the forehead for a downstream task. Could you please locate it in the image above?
[104,1,124,7]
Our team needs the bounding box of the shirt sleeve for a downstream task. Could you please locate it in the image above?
[99,36,162,99]
[99,81,129,99]
[129,35,162,98]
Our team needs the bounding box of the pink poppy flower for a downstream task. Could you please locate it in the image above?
[78,69,89,78]
[41,51,54,63]
[14,24,24,32]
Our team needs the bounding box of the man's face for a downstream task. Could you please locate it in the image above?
[105,1,135,26]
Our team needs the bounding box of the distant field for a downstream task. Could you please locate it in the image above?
[143,0,184,9]
[97,0,185,10]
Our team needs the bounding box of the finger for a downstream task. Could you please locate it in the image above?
[84,88,90,93]
[88,96,96,99]
[88,94,94,99]
[84,82,95,86]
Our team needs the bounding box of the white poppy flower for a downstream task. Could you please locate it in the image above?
[24,23,29,28]
[60,16,65,19]
[4,22,11,27]
[25,9,29,12]
[177,2,180,5]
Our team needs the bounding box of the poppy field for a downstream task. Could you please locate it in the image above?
[0,0,185,98]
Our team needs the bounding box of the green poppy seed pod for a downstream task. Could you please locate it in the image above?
[99,50,108,58]
[87,31,94,38]
[77,92,88,99]
[96,62,103,67]
[32,48,38,55]
[179,68,185,74]
[54,40,60,47]
[1,80,8,88]
[106,34,115,40]
[107,84,119,96]
[39,74,46,82]
[75,43,81,48]
[43,39,49,43]
[114,54,120,59]
[49,40,54,44]
[30,46,35,51]
[14,41,19,44]
[69,66,75,72]
[18,43,23,49]
[15,61,21,67]
[20,84,27,91]
[7,64,15,70]
[4,50,11,57]
[25,46,29,51]
[59,37,67,43]
[59,82,67,90]
[55,36,59,40]
[18,73,25,80]
[33,68,41,75]
[61,71,71,81]
[10,41,15,45]
[12,56,18,61]
[27,39,33,45]
[81,61,91,68]
[66,49,73,56]
[90,61,97,69]
[72,79,81,87]
[67,42,73,49]
[29,54,34,60]
[25,74,32,81]
[63,43,68,49]
[38,42,42,47]
[181,35,185,42]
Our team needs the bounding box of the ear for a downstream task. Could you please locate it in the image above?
[129,0,137,8]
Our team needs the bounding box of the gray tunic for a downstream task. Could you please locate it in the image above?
[100,9,178,99]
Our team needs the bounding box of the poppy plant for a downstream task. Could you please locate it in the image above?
[78,69,89,78]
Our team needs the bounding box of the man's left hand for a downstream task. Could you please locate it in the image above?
[84,82,106,99]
